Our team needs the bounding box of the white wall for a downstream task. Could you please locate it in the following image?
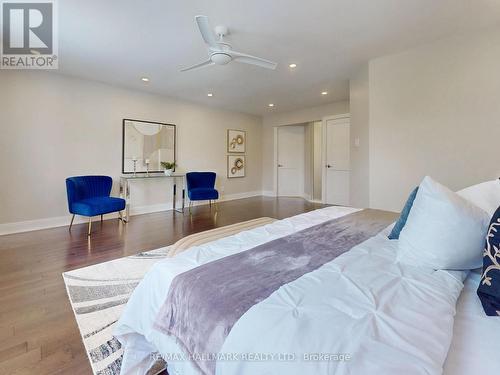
[261,101,350,193]
[349,64,370,208]
[5,27,497,231]
[369,28,500,211]
[0,71,262,230]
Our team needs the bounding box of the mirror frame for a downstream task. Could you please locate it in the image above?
[121,118,176,174]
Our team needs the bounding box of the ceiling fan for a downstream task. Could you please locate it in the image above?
[180,15,278,72]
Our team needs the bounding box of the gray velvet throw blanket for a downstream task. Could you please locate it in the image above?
[154,209,397,375]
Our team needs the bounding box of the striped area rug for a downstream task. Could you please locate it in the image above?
[63,217,276,375]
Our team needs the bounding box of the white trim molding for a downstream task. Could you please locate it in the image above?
[0,213,120,236]
[273,126,279,196]
[261,190,276,197]
[220,190,263,202]
[0,190,266,235]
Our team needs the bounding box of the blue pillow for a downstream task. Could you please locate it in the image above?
[477,205,500,316]
[388,187,419,240]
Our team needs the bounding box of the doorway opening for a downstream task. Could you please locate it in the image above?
[274,121,323,201]
[273,114,350,204]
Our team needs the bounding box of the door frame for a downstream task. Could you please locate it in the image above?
[273,127,279,196]
[273,125,306,197]
[321,114,351,204]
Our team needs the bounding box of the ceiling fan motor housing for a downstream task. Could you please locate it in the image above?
[211,52,232,65]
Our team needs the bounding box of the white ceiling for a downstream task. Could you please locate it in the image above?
[58,0,500,115]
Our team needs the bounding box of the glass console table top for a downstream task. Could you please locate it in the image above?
[120,173,185,180]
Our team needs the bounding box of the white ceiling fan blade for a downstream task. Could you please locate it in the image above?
[230,51,277,70]
[195,15,219,50]
[180,59,214,72]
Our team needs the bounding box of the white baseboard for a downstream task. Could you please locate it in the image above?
[261,191,322,203]
[261,190,276,197]
[220,190,263,202]
[308,199,324,204]
[130,203,171,216]
[0,190,265,236]
[0,212,122,236]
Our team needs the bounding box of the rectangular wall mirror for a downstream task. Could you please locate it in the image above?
[122,119,176,174]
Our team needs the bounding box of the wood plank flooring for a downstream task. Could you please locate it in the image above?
[0,196,326,374]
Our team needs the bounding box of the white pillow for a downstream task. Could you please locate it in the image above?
[397,176,490,270]
[456,179,500,217]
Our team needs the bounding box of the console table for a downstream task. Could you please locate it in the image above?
[119,173,186,222]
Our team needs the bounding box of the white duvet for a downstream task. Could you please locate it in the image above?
[114,206,466,375]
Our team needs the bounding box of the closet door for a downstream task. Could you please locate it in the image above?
[277,126,305,197]
[323,117,350,206]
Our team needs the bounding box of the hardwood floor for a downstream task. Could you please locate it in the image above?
[0,196,326,374]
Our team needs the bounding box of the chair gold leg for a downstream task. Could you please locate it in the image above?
[189,201,192,214]
[87,217,92,236]
[69,214,75,231]
[100,214,103,223]
[209,200,212,207]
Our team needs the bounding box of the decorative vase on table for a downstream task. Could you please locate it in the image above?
[164,169,173,176]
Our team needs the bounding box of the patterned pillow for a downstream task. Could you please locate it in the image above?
[478,205,500,316]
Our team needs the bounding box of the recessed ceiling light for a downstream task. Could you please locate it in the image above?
[141,77,150,82]
[289,63,297,68]
[207,93,213,97]
[321,91,328,95]
[268,103,275,107]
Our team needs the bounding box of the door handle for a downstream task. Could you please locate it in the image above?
[278,164,284,168]
[326,164,332,168]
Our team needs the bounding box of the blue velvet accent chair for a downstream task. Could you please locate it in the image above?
[66,175,126,236]
[186,172,219,213]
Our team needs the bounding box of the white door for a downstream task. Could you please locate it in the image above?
[277,126,305,197]
[323,117,350,205]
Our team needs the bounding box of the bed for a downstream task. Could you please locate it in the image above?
[443,269,500,375]
[113,198,500,375]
